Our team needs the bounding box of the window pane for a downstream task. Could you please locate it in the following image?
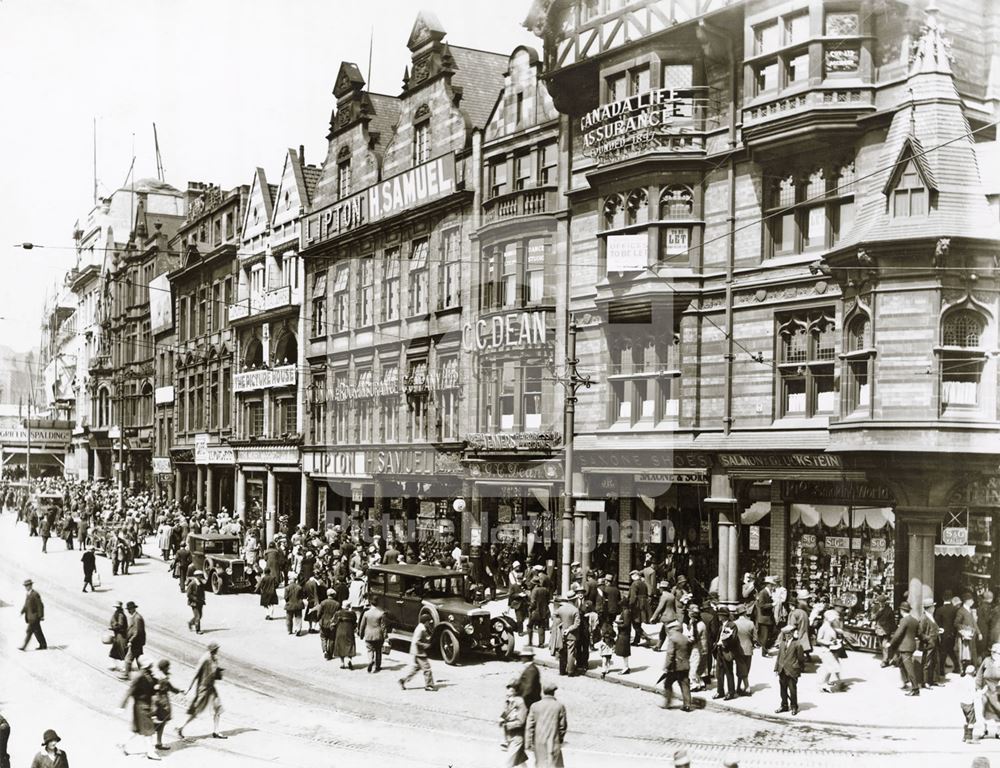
[630,66,650,96]
[784,377,806,413]
[893,191,908,217]
[787,51,809,85]
[834,199,854,243]
[779,211,796,253]
[804,205,826,248]
[786,13,809,46]
[756,61,779,93]
[662,64,693,91]
[815,369,836,412]
[910,189,926,216]
[825,11,859,36]
[756,21,780,54]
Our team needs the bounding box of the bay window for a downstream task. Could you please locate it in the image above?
[777,311,837,418]
[484,358,549,433]
[765,160,857,257]
[842,314,873,416]
[607,330,678,427]
[939,309,987,411]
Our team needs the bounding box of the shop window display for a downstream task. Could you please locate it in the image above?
[789,504,894,652]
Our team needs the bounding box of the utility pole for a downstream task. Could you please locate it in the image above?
[559,315,590,596]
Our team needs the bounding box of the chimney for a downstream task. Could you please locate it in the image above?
[299,145,305,165]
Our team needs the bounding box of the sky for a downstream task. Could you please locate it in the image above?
[0,0,536,354]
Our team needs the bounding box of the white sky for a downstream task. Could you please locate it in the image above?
[0,0,536,353]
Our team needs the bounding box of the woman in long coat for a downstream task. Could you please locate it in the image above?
[332,606,357,668]
[257,568,279,621]
[153,659,181,750]
[109,602,128,670]
[119,659,158,758]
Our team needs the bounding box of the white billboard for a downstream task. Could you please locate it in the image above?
[149,274,173,334]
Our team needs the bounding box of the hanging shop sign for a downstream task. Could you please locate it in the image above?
[581,87,699,165]
[606,234,647,273]
[942,527,969,546]
[154,386,174,405]
[233,365,297,393]
[466,432,561,453]
[462,310,549,353]
[748,525,761,551]
[152,457,172,475]
[368,155,457,221]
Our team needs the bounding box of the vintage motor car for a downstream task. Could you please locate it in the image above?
[367,563,517,665]
[187,533,251,594]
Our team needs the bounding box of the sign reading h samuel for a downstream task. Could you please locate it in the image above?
[306,155,457,245]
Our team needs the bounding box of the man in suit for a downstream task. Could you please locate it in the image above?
[555,591,581,676]
[756,577,777,656]
[529,577,552,648]
[172,542,192,593]
[774,624,805,715]
[734,605,757,695]
[661,620,692,711]
[955,592,980,669]
[186,571,207,634]
[358,601,386,672]
[39,516,51,553]
[650,581,678,650]
[516,651,542,710]
[713,607,738,700]
[601,574,621,622]
[935,590,959,677]
[525,681,567,768]
[887,601,921,695]
[398,617,435,691]
[19,579,46,651]
[122,600,146,679]
[627,570,649,646]
[81,546,97,592]
[918,597,940,687]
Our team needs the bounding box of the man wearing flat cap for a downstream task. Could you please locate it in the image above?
[19,579,46,652]
[525,681,567,768]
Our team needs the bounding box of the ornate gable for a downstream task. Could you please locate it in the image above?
[333,61,365,100]
[240,168,272,244]
[407,10,446,52]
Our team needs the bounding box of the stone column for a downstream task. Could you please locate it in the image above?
[235,467,246,522]
[174,470,182,503]
[899,508,940,616]
[301,472,312,530]
[265,467,277,545]
[206,465,215,515]
[196,465,204,509]
[94,452,104,480]
[460,479,474,556]
[706,473,739,607]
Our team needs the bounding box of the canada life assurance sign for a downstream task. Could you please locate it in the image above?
[305,155,457,244]
[581,87,697,165]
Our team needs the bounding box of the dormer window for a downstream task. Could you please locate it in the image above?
[413,121,430,165]
[892,160,926,217]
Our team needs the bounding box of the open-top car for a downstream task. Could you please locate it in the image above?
[188,533,251,594]
[367,563,517,665]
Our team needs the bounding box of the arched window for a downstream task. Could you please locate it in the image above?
[603,193,625,229]
[847,314,871,352]
[141,382,153,425]
[943,310,985,348]
[625,188,648,225]
[243,338,264,370]
[659,185,694,219]
[272,333,298,367]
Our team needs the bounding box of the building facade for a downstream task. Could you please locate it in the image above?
[167,182,246,513]
[229,149,315,541]
[526,0,1000,629]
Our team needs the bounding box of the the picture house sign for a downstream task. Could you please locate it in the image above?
[581,87,700,165]
[305,155,457,245]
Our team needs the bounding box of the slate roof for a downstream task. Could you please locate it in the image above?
[449,45,508,131]
[367,92,402,156]
[301,164,321,207]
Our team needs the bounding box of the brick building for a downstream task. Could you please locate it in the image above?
[526,0,1000,634]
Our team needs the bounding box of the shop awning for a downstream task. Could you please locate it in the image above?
[741,501,771,525]
[790,504,894,529]
[935,544,977,557]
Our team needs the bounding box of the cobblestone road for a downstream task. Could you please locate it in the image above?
[0,514,993,767]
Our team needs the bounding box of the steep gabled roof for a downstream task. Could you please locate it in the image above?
[449,45,508,131]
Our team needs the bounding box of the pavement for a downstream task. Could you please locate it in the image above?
[0,512,996,768]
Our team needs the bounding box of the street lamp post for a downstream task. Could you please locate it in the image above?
[559,315,590,596]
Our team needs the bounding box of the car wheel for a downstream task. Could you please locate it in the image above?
[439,627,460,665]
[494,620,516,659]
[211,572,224,595]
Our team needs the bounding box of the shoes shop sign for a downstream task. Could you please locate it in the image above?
[462,310,549,353]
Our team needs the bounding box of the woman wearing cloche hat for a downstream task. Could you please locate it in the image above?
[31,728,68,768]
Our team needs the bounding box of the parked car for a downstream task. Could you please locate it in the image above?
[367,563,517,665]
[188,533,251,594]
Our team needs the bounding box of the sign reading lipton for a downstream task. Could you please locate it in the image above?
[462,310,549,353]
[466,432,561,452]
[581,87,700,165]
[368,155,456,221]
[234,364,296,393]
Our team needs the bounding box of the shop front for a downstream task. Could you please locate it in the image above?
[233,443,301,542]
[152,457,174,501]
[777,476,896,654]
[465,455,562,592]
[936,475,1000,601]
[580,450,712,587]
[0,426,72,479]
[371,445,465,563]
[194,435,236,516]
[302,447,371,534]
